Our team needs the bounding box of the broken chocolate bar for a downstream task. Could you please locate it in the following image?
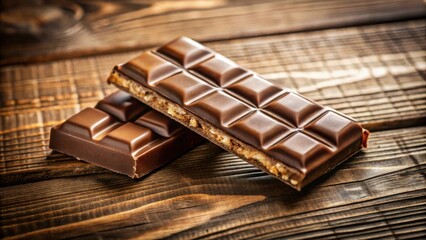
[108,37,369,190]
[49,91,204,178]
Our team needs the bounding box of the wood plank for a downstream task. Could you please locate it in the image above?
[0,0,424,65]
[1,126,425,238]
[1,20,425,185]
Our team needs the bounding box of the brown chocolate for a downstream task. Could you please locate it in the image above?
[108,37,369,190]
[49,91,204,178]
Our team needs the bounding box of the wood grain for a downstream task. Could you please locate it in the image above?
[1,1,426,237]
[0,0,424,65]
[1,126,425,238]
[1,20,425,187]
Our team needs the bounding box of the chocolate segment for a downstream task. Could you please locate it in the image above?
[108,36,369,190]
[95,91,148,121]
[49,91,204,178]
[226,75,283,107]
[135,111,181,137]
[191,55,250,87]
[157,37,213,67]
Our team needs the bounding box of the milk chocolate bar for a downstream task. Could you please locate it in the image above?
[108,37,369,190]
[49,91,204,178]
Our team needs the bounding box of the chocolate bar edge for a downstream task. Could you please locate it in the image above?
[108,70,368,190]
[50,126,137,177]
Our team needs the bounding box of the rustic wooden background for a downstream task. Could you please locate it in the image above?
[1,0,425,239]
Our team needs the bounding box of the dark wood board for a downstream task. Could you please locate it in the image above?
[0,0,425,65]
[1,1,426,238]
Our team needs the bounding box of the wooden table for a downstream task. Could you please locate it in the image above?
[1,1,425,239]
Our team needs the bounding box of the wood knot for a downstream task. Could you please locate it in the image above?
[0,0,83,40]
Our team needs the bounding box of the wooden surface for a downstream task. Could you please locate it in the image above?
[1,0,425,65]
[1,0,425,239]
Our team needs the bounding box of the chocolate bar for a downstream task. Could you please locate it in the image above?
[108,37,369,190]
[49,91,204,178]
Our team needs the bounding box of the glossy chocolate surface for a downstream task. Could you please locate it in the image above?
[117,37,365,175]
[50,91,204,178]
